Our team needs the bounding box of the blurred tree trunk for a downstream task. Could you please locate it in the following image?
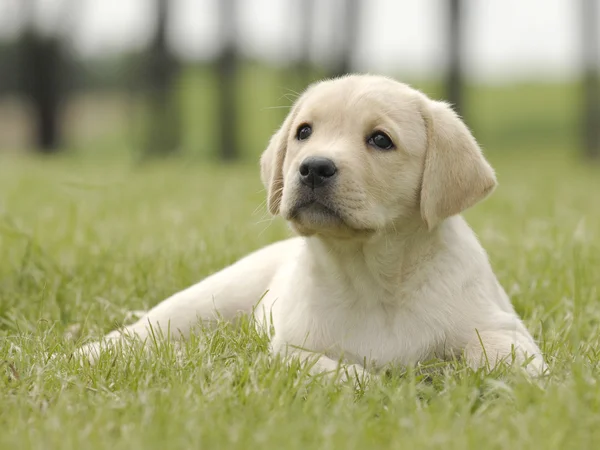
[581,0,600,159]
[331,0,360,78]
[217,0,239,161]
[18,0,66,153]
[447,0,464,117]
[145,0,180,157]
[294,0,315,89]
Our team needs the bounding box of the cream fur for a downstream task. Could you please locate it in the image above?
[78,75,546,378]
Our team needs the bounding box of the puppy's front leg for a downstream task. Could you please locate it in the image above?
[464,328,546,376]
[283,348,369,383]
[77,240,293,363]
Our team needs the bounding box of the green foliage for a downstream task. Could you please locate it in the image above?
[0,146,599,449]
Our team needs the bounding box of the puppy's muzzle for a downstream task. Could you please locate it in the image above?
[299,157,337,189]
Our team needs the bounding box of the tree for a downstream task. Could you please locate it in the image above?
[446,0,464,117]
[18,0,70,153]
[331,0,360,78]
[144,0,181,157]
[581,0,600,159]
[293,0,315,89]
[216,0,239,161]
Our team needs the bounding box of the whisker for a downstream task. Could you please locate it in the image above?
[283,87,302,97]
[262,105,293,111]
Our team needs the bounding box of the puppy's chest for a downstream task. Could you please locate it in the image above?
[273,283,441,367]
[320,301,438,366]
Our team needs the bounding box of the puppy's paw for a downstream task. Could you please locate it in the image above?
[465,330,547,378]
[338,363,371,385]
[74,338,120,365]
[521,354,548,377]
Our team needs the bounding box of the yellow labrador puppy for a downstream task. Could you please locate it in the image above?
[79,75,545,377]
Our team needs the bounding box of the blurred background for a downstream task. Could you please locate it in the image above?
[0,0,598,162]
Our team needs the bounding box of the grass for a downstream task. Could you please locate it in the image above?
[1,144,600,450]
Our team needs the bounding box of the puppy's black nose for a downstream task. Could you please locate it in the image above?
[299,157,337,188]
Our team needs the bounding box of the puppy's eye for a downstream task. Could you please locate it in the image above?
[367,131,394,150]
[296,124,312,141]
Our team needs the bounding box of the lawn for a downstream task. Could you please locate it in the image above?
[0,145,599,449]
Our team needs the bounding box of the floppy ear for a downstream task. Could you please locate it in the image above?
[260,102,301,215]
[420,99,497,230]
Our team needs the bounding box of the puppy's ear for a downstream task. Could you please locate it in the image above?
[260,101,301,215]
[419,99,497,230]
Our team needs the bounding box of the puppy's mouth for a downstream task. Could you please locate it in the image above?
[287,199,346,228]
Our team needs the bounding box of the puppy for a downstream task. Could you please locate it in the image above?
[79,75,546,377]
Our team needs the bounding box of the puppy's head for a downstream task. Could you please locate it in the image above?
[261,75,496,237]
